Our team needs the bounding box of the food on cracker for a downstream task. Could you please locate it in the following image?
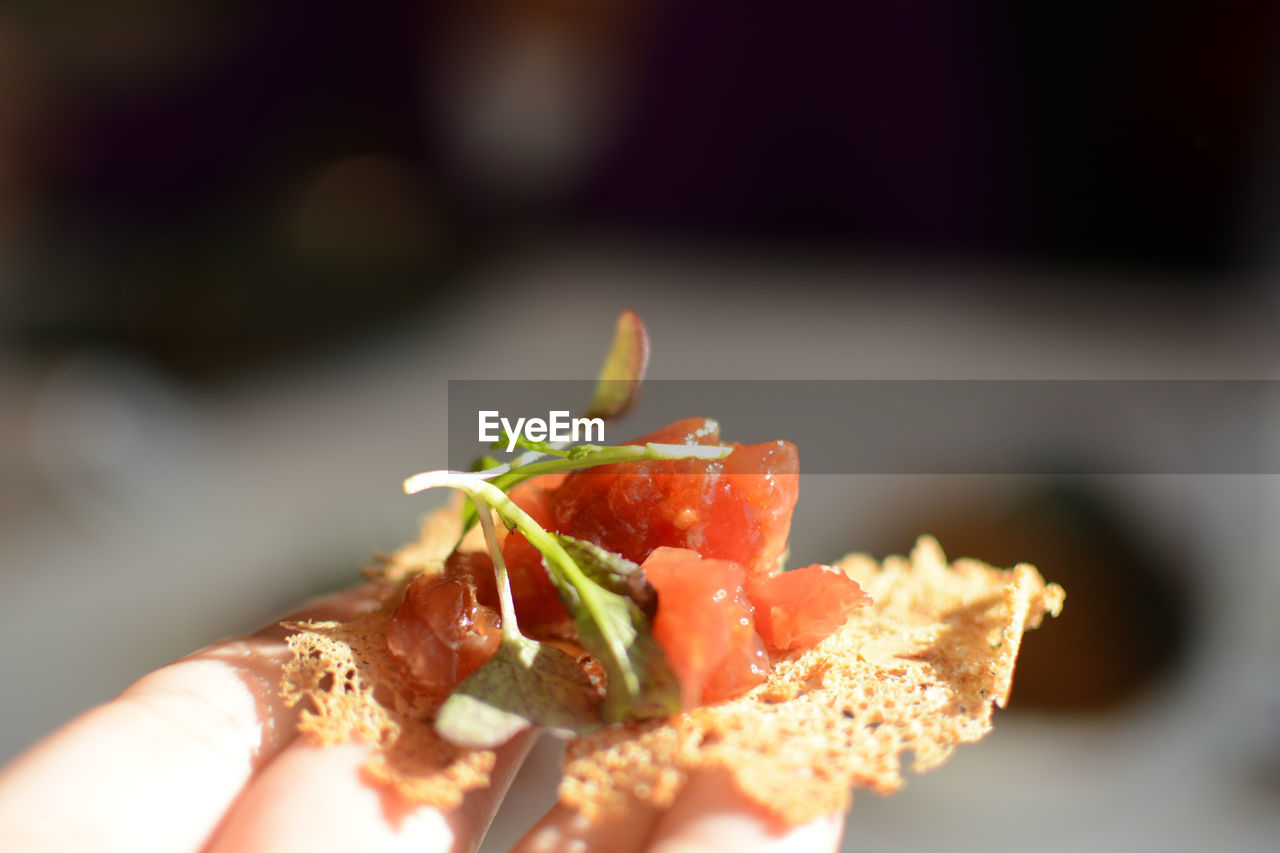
[281,311,1064,823]
[386,415,869,721]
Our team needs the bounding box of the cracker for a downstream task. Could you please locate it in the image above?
[560,537,1063,823]
[281,505,499,809]
[281,508,1063,822]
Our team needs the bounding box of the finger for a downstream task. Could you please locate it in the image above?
[646,769,845,853]
[511,768,846,853]
[510,794,662,853]
[258,583,386,637]
[0,585,381,853]
[205,731,537,853]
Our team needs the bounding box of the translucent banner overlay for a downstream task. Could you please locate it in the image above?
[447,380,1280,474]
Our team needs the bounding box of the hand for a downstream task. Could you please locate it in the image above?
[0,586,845,852]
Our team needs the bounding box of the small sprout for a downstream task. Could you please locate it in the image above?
[585,310,650,420]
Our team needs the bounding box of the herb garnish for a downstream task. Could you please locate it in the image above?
[452,307,650,544]
[403,440,729,744]
[433,495,600,748]
[406,311,728,747]
[584,308,649,420]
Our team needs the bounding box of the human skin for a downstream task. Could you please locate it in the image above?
[0,586,843,853]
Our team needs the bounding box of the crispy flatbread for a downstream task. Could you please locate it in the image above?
[282,505,1063,822]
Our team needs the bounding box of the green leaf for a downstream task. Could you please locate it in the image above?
[550,533,680,723]
[435,634,601,749]
[438,493,602,748]
[556,535,656,619]
[449,311,650,545]
[585,310,650,420]
[470,454,501,472]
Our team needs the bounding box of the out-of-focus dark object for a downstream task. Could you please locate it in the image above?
[3,2,1279,380]
[566,2,1280,273]
[1008,4,1280,272]
[3,1,447,382]
[887,481,1194,712]
[424,0,659,207]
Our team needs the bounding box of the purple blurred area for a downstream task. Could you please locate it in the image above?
[1,2,1279,377]
[2,3,1280,851]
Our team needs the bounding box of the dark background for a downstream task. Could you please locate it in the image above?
[2,2,1279,379]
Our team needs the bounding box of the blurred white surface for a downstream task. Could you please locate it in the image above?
[2,244,1278,851]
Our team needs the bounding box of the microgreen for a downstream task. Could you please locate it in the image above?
[585,309,649,420]
[434,496,599,748]
[549,534,676,721]
[469,454,501,473]
[489,432,569,458]
[436,440,731,547]
[555,535,656,617]
[405,460,722,739]
[410,310,720,741]
[453,310,651,539]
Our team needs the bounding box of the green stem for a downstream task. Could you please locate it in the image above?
[486,442,731,494]
[428,440,733,548]
[405,470,645,693]
[493,432,571,458]
[406,475,595,597]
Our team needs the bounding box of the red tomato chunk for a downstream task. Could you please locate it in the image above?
[747,564,872,651]
[642,547,768,708]
[548,417,799,575]
[386,552,502,691]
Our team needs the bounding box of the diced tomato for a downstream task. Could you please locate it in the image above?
[635,416,723,446]
[746,564,872,651]
[386,557,502,691]
[721,439,799,575]
[700,582,770,703]
[548,418,799,575]
[642,547,768,707]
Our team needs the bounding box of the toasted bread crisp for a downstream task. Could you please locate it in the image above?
[281,507,499,810]
[282,506,1063,823]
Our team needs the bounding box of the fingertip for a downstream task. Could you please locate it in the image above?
[646,769,845,853]
[207,730,537,853]
[509,768,846,853]
[255,584,387,640]
[510,797,662,853]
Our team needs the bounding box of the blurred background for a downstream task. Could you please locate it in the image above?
[2,2,1280,850]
